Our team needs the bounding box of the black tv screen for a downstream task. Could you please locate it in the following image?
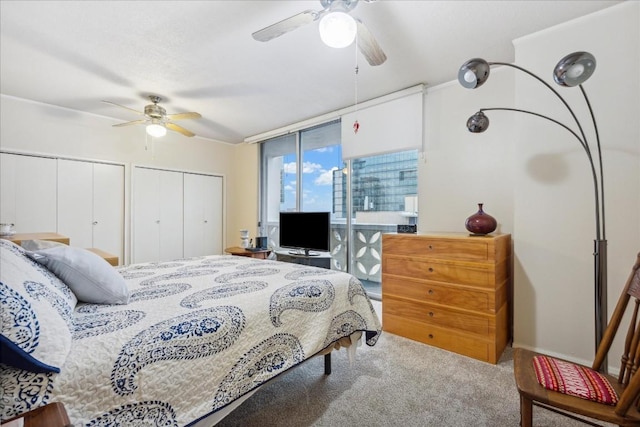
[279,211,330,256]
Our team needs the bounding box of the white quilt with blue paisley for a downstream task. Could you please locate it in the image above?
[0,239,381,426]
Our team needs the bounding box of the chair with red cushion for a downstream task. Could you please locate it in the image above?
[514,252,640,427]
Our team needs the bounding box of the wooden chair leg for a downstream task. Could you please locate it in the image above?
[520,394,533,427]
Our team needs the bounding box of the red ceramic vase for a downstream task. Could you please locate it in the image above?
[465,203,497,235]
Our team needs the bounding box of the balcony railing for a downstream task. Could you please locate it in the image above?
[266,222,398,285]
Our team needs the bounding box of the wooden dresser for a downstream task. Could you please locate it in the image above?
[382,232,511,364]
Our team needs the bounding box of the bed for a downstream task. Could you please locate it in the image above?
[0,238,381,426]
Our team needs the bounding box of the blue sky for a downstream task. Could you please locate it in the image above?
[281,145,342,212]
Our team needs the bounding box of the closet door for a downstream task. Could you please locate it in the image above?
[133,168,160,263]
[184,173,223,257]
[158,170,184,261]
[58,160,124,261]
[203,175,223,255]
[0,153,57,233]
[93,163,124,260]
[133,167,183,263]
[57,159,94,248]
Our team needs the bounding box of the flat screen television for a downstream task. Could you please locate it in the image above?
[279,211,330,256]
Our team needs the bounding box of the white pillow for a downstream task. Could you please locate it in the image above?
[28,246,130,305]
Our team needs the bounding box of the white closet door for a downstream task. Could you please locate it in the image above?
[203,175,223,255]
[57,159,93,248]
[133,168,161,263]
[158,170,184,262]
[93,163,124,261]
[0,153,57,233]
[184,173,223,257]
[183,173,205,258]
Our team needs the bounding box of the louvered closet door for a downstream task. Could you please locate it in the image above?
[183,173,223,257]
[0,153,57,233]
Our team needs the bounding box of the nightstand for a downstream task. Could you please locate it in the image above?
[1,402,72,427]
[85,248,119,266]
[4,232,70,246]
[225,246,271,259]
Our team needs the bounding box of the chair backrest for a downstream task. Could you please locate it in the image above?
[591,252,640,416]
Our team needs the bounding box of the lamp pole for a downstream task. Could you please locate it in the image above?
[458,52,607,362]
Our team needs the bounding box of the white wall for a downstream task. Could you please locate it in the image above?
[512,2,639,365]
[421,67,515,235]
[422,1,639,367]
[0,94,241,263]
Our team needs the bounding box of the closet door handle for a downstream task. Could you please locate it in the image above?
[92,221,98,225]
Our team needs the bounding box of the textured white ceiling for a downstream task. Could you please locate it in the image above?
[0,0,623,143]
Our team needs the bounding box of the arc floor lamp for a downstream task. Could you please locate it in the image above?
[457,52,607,357]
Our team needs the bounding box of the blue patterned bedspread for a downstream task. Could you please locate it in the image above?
[1,255,381,426]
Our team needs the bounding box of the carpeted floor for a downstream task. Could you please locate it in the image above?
[216,301,612,426]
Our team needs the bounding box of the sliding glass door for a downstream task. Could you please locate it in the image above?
[260,121,344,263]
[260,120,418,299]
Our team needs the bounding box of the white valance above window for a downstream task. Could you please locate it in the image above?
[341,85,424,160]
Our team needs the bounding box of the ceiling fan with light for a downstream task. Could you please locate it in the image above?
[252,0,386,66]
[102,95,202,137]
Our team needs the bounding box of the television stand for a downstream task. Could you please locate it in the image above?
[276,250,331,269]
[288,249,320,257]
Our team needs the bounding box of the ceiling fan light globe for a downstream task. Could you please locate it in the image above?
[146,123,167,138]
[319,11,357,48]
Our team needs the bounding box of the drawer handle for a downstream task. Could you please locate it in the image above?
[428,245,433,250]
[428,289,434,295]
[428,312,434,317]
[428,267,434,272]
[428,334,434,339]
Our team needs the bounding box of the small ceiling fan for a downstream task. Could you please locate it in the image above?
[252,0,386,66]
[102,95,201,137]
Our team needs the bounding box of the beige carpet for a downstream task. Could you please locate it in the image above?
[216,301,611,426]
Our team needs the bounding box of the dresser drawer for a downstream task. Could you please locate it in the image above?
[383,294,493,335]
[384,313,495,362]
[382,234,489,261]
[382,274,502,312]
[383,255,494,288]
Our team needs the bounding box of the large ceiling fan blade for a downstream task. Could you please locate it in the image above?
[166,112,202,121]
[101,100,144,115]
[355,19,387,66]
[166,122,195,137]
[252,10,319,42]
[113,119,147,127]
